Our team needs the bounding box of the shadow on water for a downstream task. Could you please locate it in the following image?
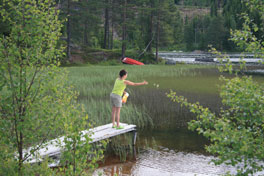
[137,129,209,155]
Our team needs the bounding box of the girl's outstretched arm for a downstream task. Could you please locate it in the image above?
[124,80,148,86]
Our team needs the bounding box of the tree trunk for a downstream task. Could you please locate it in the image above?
[217,0,221,8]
[111,16,114,49]
[210,0,218,16]
[67,0,71,60]
[121,0,127,59]
[110,0,114,50]
[103,0,109,49]
[156,0,160,62]
[108,0,111,49]
[147,0,154,53]
[84,20,88,45]
[18,132,23,176]
[18,58,24,176]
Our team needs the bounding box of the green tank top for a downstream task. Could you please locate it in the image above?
[112,78,126,97]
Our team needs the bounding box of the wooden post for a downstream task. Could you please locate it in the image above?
[132,131,137,146]
[132,130,137,159]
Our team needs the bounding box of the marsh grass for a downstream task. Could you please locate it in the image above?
[67,65,212,129]
[106,133,136,162]
[128,67,225,129]
[66,65,219,160]
[66,65,264,162]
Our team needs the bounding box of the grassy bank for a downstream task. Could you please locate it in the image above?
[68,48,159,66]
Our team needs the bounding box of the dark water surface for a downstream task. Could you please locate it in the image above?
[94,67,264,176]
[93,130,236,176]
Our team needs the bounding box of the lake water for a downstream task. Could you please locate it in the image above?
[93,65,264,176]
[93,130,237,176]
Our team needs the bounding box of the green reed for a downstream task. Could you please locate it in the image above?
[66,65,214,160]
[66,65,210,128]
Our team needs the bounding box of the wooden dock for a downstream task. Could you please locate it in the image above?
[25,123,137,166]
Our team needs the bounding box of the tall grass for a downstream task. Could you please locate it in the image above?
[66,65,211,129]
[66,65,264,162]
[66,65,218,160]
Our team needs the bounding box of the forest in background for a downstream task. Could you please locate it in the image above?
[1,0,263,62]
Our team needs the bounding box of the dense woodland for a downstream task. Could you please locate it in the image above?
[1,0,263,61]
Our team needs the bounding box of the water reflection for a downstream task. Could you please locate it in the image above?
[94,129,214,176]
[94,149,238,176]
[95,144,264,176]
[94,155,136,176]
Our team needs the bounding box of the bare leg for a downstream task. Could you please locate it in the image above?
[111,107,116,127]
[116,107,121,127]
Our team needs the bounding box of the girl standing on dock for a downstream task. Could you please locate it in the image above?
[110,69,148,129]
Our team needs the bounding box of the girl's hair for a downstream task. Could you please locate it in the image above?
[119,69,127,78]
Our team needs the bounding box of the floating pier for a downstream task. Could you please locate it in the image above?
[24,123,137,167]
[158,52,263,64]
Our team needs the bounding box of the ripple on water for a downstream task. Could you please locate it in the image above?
[94,148,264,176]
[131,149,235,176]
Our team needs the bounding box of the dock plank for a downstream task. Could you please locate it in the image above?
[25,123,136,164]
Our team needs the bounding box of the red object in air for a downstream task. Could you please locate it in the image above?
[122,57,144,65]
